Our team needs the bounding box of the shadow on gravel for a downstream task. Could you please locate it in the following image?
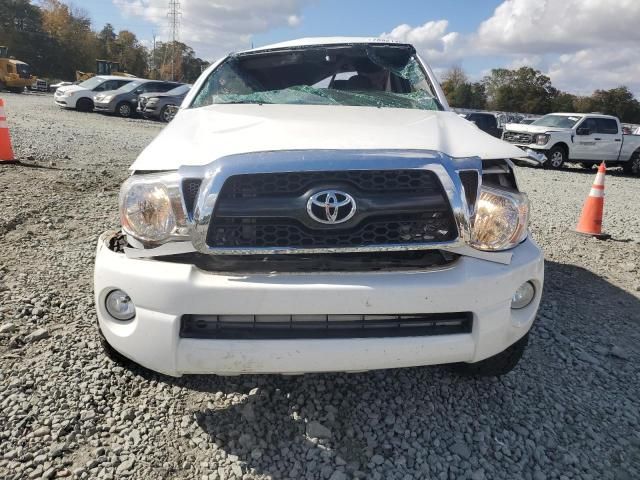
[519,163,638,178]
[5,161,61,170]
[115,260,640,479]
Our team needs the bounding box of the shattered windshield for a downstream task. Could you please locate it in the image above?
[190,44,442,111]
[532,115,582,128]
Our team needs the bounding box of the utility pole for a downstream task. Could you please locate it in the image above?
[150,31,157,78]
[168,0,181,81]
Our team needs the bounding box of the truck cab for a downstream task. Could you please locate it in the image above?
[0,46,36,92]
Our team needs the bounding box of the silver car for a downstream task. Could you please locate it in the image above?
[137,84,191,122]
[93,79,181,117]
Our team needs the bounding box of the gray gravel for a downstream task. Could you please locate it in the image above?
[1,92,639,480]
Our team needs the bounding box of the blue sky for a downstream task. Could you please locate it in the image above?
[83,1,502,50]
[77,0,640,95]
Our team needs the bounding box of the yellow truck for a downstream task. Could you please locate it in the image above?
[0,46,36,92]
[76,60,134,82]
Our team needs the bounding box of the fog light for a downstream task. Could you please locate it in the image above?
[105,289,136,320]
[511,282,535,309]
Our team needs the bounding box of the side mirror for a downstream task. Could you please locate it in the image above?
[576,127,591,136]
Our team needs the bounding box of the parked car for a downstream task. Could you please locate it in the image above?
[462,112,502,138]
[93,79,182,118]
[29,78,48,92]
[95,37,543,378]
[137,84,191,122]
[54,75,135,111]
[502,113,640,174]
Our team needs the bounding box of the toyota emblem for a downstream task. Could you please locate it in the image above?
[306,190,357,225]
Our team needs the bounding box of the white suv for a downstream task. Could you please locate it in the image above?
[54,75,135,112]
[94,38,544,377]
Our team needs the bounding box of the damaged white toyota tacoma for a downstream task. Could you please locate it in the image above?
[94,38,544,377]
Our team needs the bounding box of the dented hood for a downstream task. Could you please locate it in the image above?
[131,104,525,171]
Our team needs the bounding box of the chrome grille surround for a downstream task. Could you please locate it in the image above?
[503,131,533,144]
[175,150,481,255]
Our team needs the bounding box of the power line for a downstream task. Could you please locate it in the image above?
[167,0,181,81]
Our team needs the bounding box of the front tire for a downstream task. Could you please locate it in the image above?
[545,146,566,169]
[452,333,529,377]
[76,97,93,112]
[160,105,174,123]
[623,152,640,176]
[116,101,133,118]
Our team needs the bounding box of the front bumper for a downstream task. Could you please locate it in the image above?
[94,234,544,377]
[511,146,548,165]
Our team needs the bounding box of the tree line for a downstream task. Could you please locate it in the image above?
[441,66,640,123]
[0,0,210,83]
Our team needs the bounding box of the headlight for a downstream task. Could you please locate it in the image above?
[120,172,189,245]
[146,98,159,106]
[102,95,113,103]
[534,133,549,145]
[470,186,529,251]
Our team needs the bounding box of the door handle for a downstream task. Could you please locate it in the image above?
[594,138,601,141]
[615,139,621,142]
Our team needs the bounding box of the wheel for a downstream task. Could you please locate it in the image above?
[452,333,529,377]
[76,97,93,112]
[545,146,566,169]
[8,87,23,93]
[0,81,5,91]
[160,104,175,123]
[116,101,133,118]
[622,152,640,176]
[579,162,594,170]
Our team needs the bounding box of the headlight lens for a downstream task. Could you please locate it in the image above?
[120,173,188,245]
[146,98,158,106]
[534,133,549,145]
[102,95,113,103]
[471,186,529,251]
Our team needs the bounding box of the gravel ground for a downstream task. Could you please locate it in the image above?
[0,92,639,480]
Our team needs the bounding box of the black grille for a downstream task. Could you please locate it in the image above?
[180,312,473,340]
[157,250,458,273]
[503,131,533,144]
[208,170,457,250]
[209,214,454,248]
[182,178,202,217]
[219,170,442,199]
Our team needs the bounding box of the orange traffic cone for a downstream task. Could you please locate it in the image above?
[575,162,610,240]
[0,98,17,163]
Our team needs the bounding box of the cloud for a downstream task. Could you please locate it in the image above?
[548,47,640,96]
[381,20,465,68]
[475,0,640,55]
[382,0,640,95]
[113,0,309,60]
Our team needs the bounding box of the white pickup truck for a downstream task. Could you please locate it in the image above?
[95,37,544,378]
[502,113,640,174]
